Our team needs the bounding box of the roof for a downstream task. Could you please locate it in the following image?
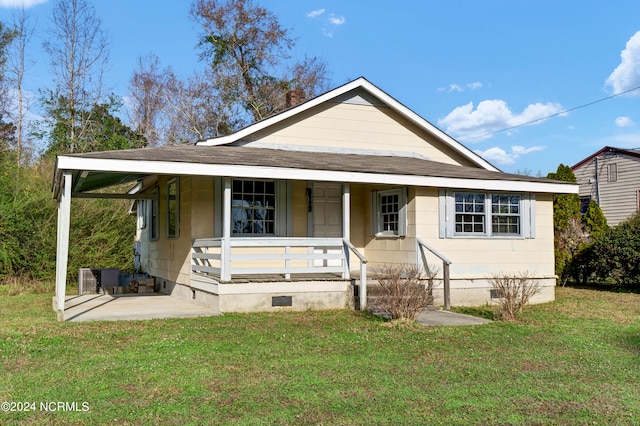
[54,145,577,198]
[571,146,640,169]
[196,77,501,172]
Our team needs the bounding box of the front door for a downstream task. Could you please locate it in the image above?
[312,182,342,237]
[311,182,343,268]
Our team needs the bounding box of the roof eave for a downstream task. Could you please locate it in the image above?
[55,155,578,195]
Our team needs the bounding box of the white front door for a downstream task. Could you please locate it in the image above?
[312,182,342,237]
[312,182,343,268]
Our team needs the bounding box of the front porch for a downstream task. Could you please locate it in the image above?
[186,236,367,313]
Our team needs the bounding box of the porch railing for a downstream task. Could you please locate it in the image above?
[192,238,366,291]
[343,239,368,310]
[416,238,452,310]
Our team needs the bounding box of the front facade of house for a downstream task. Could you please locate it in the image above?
[572,146,640,226]
[53,78,577,315]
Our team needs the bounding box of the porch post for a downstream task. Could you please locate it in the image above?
[342,183,350,241]
[55,171,72,316]
[342,184,351,279]
[221,177,232,281]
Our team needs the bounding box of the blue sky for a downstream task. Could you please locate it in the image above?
[2,1,640,175]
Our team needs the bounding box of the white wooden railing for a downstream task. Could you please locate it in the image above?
[416,238,452,310]
[343,239,368,310]
[192,238,367,298]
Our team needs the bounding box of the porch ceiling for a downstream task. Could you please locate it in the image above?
[54,145,578,198]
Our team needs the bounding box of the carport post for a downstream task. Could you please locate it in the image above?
[55,171,72,316]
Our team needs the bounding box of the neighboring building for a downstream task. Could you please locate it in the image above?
[572,146,640,226]
[52,77,577,316]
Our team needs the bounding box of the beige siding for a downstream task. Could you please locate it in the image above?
[244,102,478,167]
[141,176,192,287]
[574,155,640,225]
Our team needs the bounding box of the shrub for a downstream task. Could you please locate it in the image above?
[373,264,433,321]
[572,212,640,288]
[488,272,541,321]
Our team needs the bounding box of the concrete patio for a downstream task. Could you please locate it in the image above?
[55,293,219,322]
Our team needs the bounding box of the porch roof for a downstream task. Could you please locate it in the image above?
[53,145,577,198]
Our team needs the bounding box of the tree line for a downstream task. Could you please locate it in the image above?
[0,0,329,283]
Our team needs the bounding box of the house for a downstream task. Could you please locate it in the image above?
[572,146,640,226]
[52,77,577,316]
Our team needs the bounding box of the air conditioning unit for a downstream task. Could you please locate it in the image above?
[78,268,98,294]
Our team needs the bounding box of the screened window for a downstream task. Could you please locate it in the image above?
[608,163,617,182]
[167,178,179,239]
[380,191,399,234]
[372,188,407,237]
[455,193,485,234]
[452,192,522,237]
[491,194,521,235]
[232,179,276,235]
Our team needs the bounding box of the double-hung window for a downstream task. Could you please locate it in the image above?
[232,179,276,235]
[371,188,407,237]
[443,191,533,238]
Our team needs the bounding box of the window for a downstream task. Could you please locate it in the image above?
[491,194,520,235]
[167,178,179,238]
[445,191,528,237]
[150,190,159,240]
[232,179,276,235]
[455,193,485,233]
[372,188,407,237]
[608,163,617,182]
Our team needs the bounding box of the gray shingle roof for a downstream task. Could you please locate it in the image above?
[65,145,564,185]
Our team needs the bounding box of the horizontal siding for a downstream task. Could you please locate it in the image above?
[247,102,474,167]
[574,155,640,225]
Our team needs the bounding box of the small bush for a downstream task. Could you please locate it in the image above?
[373,264,433,321]
[488,272,541,321]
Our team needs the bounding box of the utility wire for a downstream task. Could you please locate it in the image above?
[459,85,640,142]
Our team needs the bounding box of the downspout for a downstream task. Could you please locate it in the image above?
[594,157,600,205]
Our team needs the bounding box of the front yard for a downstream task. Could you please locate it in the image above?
[1,286,639,425]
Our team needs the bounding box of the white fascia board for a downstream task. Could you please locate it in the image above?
[56,156,578,194]
[196,78,499,172]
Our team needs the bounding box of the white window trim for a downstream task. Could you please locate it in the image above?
[439,190,535,239]
[218,178,292,238]
[166,177,179,239]
[371,187,407,238]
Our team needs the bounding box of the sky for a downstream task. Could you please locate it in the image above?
[2,0,640,175]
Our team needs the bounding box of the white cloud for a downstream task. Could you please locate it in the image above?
[467,82,482,90]
[0,0,47,7]
[448,83,463,92]
[438,99,564,141]
[606,31,640,95]
[615,116,634,127]
[474,145,544,166]
[306,9,325,18]
[328,14,345,25]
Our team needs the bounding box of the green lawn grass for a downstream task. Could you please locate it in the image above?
[1,286,639,425]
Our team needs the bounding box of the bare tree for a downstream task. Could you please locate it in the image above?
[190,0,329,127]
[162,69,234,144]
[42,0,109,153]
[128,54,168,147]
[7,6,34,164]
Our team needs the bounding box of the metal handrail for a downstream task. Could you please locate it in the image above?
[342,239,368,311]
[416,238,452,310]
